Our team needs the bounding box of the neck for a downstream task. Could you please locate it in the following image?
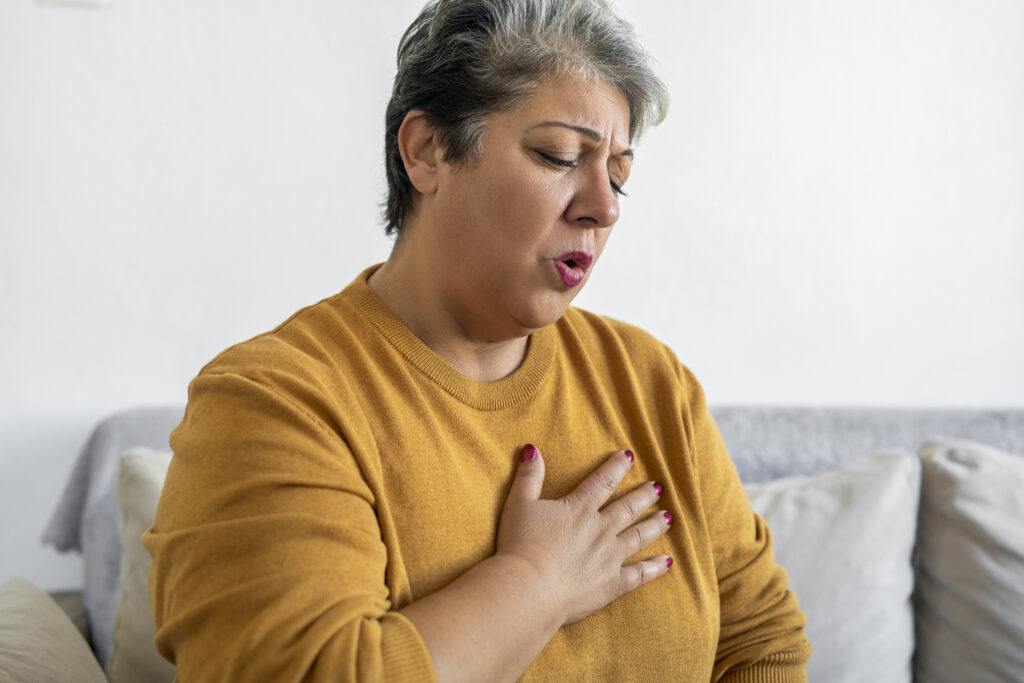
[367,246,530,383]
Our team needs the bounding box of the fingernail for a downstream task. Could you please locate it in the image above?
[521,444,537,462]
[625,450,634,463]
[653,482,663,497]
[666,557,673,569]
[663,512,673,525]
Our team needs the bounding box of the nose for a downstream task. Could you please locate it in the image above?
[564,163,620,228]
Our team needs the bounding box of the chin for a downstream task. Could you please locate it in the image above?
[511,293,575,333]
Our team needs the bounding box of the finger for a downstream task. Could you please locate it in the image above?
[619,554,673,595]
[616,510,673,559]
[565,449,634,509]
[505,443,546,507]
[600,480,663,531]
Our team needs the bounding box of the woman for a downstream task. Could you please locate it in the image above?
[144,0,812,680]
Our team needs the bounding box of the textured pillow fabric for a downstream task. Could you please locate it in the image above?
[744,451,919,683]
[913,439,1024,682]
[106,448,176,683]
[0,578,107,683]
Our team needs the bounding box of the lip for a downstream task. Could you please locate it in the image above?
[554,250,594,288]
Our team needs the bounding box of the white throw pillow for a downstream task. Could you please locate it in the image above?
[106,448,176,683]
[744,451,919,683]
[913,439,1024,682]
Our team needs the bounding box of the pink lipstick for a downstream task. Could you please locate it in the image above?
[554,251,593,288]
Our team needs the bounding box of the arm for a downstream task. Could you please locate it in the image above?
[144,373,433,681]
[678,365,812,681]
[144,373,673,682]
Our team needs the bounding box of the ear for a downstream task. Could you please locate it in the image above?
[398,111,441,195]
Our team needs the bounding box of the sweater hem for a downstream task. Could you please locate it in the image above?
[718,644,813,683]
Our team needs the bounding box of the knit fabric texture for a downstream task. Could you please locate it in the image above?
[143,266,811,681]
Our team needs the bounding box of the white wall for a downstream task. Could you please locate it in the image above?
[2,0,1021,590]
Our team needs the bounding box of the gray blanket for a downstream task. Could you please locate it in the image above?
[42,406,183,665]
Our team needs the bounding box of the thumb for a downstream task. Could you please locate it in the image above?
[507,443,546,505]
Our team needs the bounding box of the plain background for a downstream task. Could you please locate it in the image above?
[1,0,1021,590]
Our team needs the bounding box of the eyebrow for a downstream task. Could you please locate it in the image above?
[529,121,634,159]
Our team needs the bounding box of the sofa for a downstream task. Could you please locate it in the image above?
[1,405,1022,682]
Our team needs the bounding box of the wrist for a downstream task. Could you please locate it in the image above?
[489,550,568,629]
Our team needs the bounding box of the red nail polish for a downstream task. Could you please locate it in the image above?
[625,450,634,463]
[521,444,537,462]
[653,482,663,496]
[664,512,673,525]
[666,557,673,569]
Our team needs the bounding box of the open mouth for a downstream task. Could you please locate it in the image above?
[554,251,594,288]
[557,251,594,271]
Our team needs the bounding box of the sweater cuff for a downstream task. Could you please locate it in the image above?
[719,643,813,683]
[380,612,437,682]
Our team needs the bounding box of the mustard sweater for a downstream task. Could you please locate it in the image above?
[144,266,811,682]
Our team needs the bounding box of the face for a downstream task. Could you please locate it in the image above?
[424,73,632,341]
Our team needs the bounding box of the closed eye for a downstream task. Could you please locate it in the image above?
[539,152,628,197]
[538,151,576,168]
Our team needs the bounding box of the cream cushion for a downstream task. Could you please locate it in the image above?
[106,447,176,683]
[744,451,919,683]
[0,577,107,683]
[913,439,1024,681]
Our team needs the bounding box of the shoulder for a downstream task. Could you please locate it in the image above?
[558,305,659,345]
[555,307,703,395]
[557,306,681,370]
[200,292,352,382]
[188,283,381,428]
[196,265,393,388]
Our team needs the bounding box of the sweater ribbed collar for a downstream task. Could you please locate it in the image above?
[346,264,556,412]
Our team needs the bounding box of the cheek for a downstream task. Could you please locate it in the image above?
[451,163,571,258]
[517,176,572,225]
[490,178,568,244]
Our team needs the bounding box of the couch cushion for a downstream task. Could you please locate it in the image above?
[42,405,184,665]
[744,451,919,683]
[913,439,1024,681]
[106,447,176,683]
[0,577,107,683]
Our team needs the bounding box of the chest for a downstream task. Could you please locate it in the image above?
[362,398,721,677]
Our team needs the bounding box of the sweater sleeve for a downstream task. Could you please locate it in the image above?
[679,365,812,682]
[142,371,436,682]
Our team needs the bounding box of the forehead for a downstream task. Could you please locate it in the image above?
[501,75,632,149]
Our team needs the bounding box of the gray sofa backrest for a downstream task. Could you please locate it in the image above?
[42,404,1024,660]
[711,406,1024,483]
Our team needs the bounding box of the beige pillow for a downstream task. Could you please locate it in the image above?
[744,451,919,683]
[0,577,107,683]
[913,439,1024,681]
[106,447,176,683]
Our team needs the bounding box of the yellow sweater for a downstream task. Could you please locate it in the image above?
[144,266,810,682]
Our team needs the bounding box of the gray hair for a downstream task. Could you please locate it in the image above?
[382,0,669,235]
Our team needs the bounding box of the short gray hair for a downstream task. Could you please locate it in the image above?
[382,0,669,235]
